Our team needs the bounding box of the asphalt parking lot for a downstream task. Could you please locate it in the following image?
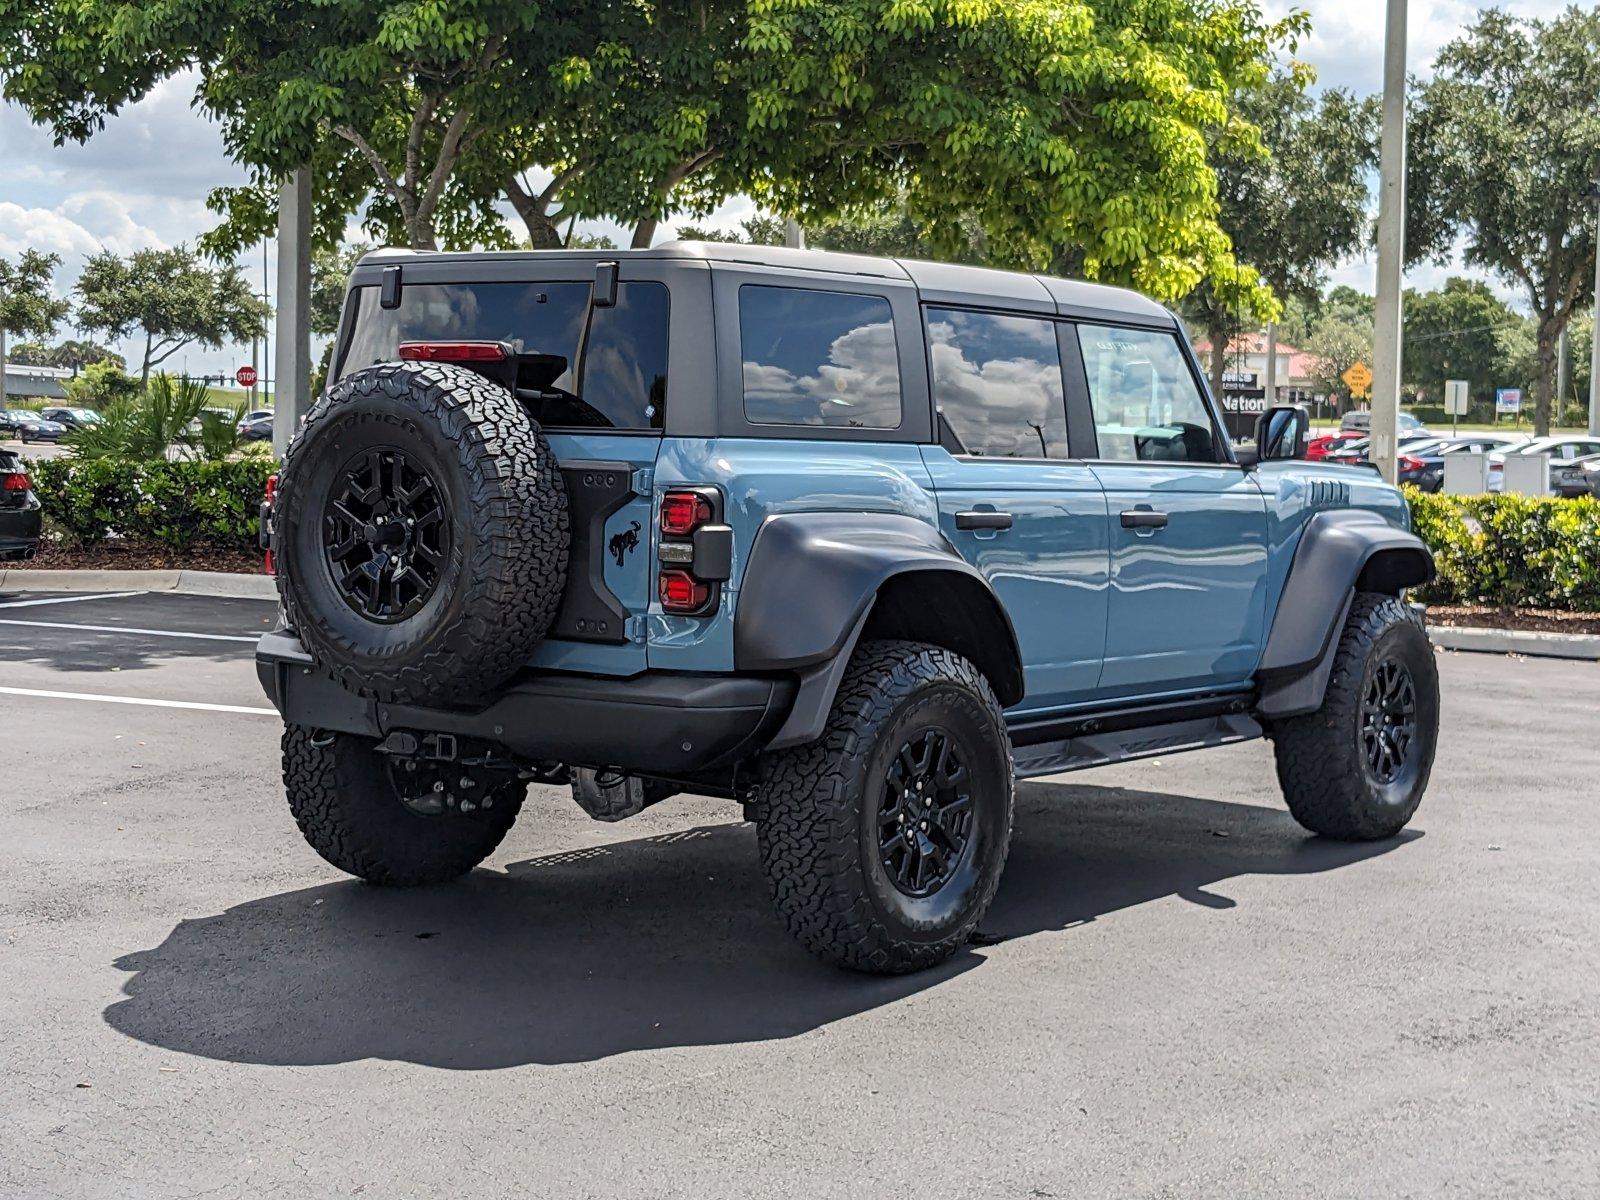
[2,588,1598,1199]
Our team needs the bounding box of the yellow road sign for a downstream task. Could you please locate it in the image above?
[1342,361,1373,397]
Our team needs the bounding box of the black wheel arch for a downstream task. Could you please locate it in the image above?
[736,513,1024,750]
[1256,509,1435,720]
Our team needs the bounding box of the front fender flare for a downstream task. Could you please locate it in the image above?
[1257,509,1434,719]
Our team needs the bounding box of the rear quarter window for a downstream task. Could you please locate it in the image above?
[336,280,669,431]
[739,285,902,429]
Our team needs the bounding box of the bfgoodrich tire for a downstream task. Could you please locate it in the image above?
[273,360,569,706]
[282,725,524,885]
[1272,592,1439,841]
[756,640,1014,974]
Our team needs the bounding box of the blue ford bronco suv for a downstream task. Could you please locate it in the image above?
[258,242,1438,974]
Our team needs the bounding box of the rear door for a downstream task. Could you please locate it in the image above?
[1071,322,1270,698]
[919,305,1110,712]
[334,257,682,676]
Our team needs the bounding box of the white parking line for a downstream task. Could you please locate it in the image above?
[0,618,257,643]
[0,591,143,610]
[0,686,276,716]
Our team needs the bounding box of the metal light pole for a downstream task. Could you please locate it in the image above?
[1587,180,1600,437]
[273,168,313,459]
[1370,0,1408,484]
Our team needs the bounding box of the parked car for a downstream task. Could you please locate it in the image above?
[0,448,42,560]
[1402,434,1530,493]
[1306,430,1365,460]
[1553,450,1600,499]
[16,415,67,444]
[39,406,102,431]
[257,243,1438,975]
[0,409,45,438]
[1340,409,1429,435]
[1486,435,1600,493]
[237,414,274,441]
[1322,433,1439,468]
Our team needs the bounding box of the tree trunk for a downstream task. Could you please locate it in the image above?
[1207,315,1228,404]
[1533,314,1560,437]
[631,219,659,250]
[504,176,565,249]
[140,329,153,393]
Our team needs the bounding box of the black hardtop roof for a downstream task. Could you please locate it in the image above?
[358,241,1175,325]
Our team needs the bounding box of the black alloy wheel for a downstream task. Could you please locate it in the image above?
[878,728,975,898]
[1360,658,1417,785]
[323,447,451,624]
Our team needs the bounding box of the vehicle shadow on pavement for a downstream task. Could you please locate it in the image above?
[0,627,253,675]
[103,782,1416,1069]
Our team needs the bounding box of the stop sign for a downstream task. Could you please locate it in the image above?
[236,365,258,388]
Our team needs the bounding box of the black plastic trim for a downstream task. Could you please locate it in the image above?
[554,461,635,644]
[257,631,794,775]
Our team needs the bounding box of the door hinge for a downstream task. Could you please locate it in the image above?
[630,468,654,498]
[624,615,648,644]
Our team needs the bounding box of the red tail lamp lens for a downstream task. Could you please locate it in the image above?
[2,472,30,491]
[658,569,710,613]
[397,341,508,363]
[1398,455,1424,472]
[265,473,278,501]
[660,491,712,536]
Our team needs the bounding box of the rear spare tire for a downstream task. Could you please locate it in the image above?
[274,360,570,706]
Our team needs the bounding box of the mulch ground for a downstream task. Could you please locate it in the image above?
[1424,605,1600,636]
[7,542,263,575]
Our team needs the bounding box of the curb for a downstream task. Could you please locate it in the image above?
[1429,624,1600,661]
[0,568,277,601]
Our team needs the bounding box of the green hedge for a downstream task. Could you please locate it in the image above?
[1407,489,1600,611]
[31,457,277,553]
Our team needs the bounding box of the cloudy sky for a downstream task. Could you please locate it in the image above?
[0,0,1576,380]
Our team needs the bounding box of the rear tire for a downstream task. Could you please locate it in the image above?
[756,640,1014,974]
[282,724,524,885]
[1272,593,1439,841]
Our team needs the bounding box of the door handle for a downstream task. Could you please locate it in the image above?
[956,510,1014,531]
[1120,509,1169,529]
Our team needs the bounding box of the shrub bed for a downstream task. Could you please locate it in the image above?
[1407,489,1600,612]
[30,457,276,554]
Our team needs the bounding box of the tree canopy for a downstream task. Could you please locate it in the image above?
[8,338,126,372]
[0,249,72,408]
[1401,277,1519,407]
[74,247,271,387]
[2,0,1305,308]
[1406,6,1600,435]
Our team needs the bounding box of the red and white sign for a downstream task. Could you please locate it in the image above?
[236,365,258,388]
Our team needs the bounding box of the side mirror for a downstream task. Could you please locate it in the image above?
[1254,405,1310,462]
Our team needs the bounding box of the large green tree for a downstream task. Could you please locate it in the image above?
[75,247,271,389]
[1407,7,1600,435]
[1401,277,1520,407]
[8,338,126,372]
[1181,69,1378,399]
[3,0,1301,311]
[0,250,71,410]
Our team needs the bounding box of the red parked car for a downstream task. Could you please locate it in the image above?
[1306,430,1365,460]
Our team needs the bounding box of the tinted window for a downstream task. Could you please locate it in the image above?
[337,281,668,431]
[926,308,1067,458]
[740,286,901,428]
[1076,326,1219,463]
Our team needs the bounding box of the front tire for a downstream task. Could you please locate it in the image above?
[756,640,1014,974]
[282,724,524,885]
[1272,593,1439,840]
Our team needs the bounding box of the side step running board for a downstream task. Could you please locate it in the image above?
[1011,712,1262,779]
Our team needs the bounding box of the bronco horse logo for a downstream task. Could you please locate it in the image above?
[608,520,642,567]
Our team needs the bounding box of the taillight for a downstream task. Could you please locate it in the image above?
[397,341,508,363]
[1399,455,1424,472]
[656,487,729,616]
[660,491,713,537]
[2,472,30,492]
[262,473,279,576]
[658,569,711,612]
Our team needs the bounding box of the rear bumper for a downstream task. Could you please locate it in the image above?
[0,505,41,554]
[256,630,795,775]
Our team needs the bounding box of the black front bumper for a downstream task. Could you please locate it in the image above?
[0,505,41,556]
[256,631,796,775]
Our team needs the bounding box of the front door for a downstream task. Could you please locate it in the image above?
[1070,322,1270,697]
[920,307,1110,713]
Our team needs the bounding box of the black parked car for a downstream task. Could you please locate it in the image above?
[0,449,42,560]
[237,414,274,441]
[1,409,45,437]
[16,414,67,444]
[39,406,102,431]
